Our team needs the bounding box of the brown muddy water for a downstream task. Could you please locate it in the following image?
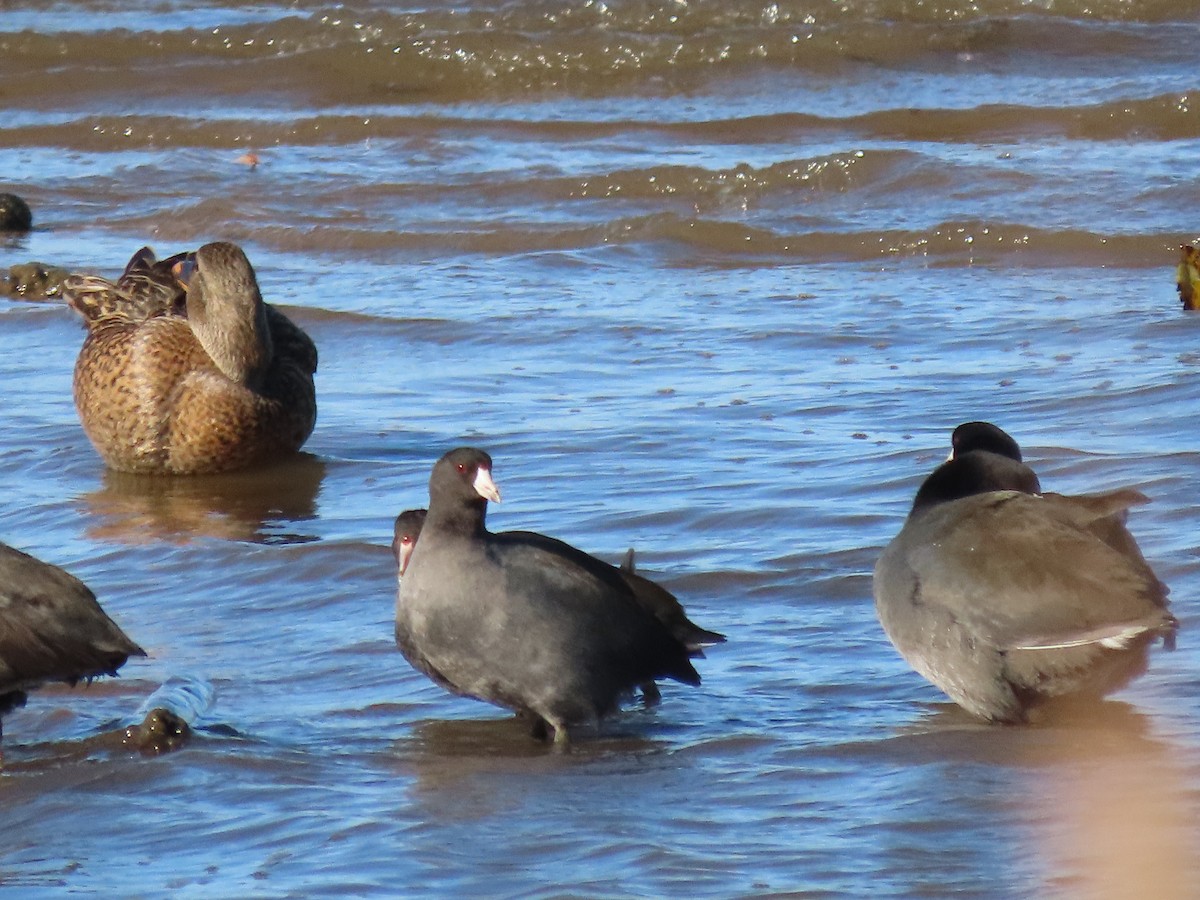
[2,0,1200,896]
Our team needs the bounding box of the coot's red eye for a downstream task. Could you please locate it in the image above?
[456,463,466,473]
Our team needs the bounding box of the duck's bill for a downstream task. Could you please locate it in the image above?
[172,254,197,287]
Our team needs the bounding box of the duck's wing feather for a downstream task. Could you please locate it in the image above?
[64,246,187,327]
[265,305,318,375]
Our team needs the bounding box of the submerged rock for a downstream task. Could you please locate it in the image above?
[118,707,191,755]
[97,675,214,756]
[3,262,71,300]
[0,193,32,232]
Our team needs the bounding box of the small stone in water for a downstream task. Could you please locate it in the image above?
[0,193,32,232]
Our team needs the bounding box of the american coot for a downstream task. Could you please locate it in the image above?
[1,542,145,757]
[617,549,726,653]
[912,421,1042,513]
[392,508,725,651]
[65,242,318,474]
[391,505,724,707]
[391,509,427,578]
[874,423,1177,723]
[395,448,702,746]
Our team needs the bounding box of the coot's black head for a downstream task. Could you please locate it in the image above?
[911,423,1040,515]
[392,508,427,575]
[950,421,1024,463]
[429,447,501,507]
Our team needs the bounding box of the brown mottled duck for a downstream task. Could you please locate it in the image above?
[65,242,317,474]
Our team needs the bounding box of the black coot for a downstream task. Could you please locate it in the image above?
[874,423,1176,723]
[392,509,724,652]
[1,542,145,755]
[395,448,701,745]
[392,506,723,706]
[392,508,427,577]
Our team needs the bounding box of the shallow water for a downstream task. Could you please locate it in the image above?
[2,0,1199,895]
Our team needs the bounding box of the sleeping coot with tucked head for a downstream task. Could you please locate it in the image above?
[874,423,1176,723]
[949,420,1027,463]
[395,447,702,746]
[908,421,1042,515]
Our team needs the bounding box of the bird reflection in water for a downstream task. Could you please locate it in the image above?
[893,699,1196,898]
[1020,700,1196,900]
[79,454,326,545]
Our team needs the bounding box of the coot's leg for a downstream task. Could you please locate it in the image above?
[548,718,572,751]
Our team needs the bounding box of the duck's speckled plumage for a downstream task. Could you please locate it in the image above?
[65,242,317,475]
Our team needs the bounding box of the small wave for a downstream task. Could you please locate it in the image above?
[343,215,1186,267]
[5,88,1195,155]
[58,198,1192,267]
[2,3,1196,105]
[566,152,872,204]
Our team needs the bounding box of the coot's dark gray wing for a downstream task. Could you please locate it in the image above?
[620,549,725,651]
[0,543,145,696]
[488,532,700,688]
[897,492,1172,653]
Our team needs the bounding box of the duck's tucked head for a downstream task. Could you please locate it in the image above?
[911,422,1041,516]
[185,242,273,389]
